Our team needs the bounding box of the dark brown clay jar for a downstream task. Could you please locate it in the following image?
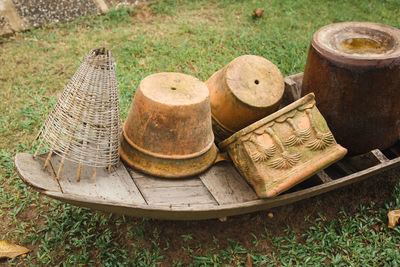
[302,22,400,155]
[206,55,285,143]
[120,72,217,178]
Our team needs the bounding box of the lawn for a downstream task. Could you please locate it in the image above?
[1,0,400,265]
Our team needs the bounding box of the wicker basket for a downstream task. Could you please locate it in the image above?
[34,47,121,181]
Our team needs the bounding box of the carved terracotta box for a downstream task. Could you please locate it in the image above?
[219,93,347,198]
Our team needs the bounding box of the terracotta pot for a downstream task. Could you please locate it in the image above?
[302,22,400,155]
[121,72,217,178]
[219,93,347,198]
[206,55,285,143]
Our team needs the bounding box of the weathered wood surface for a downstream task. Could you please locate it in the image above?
[14,153,60,192]
[15,148,400,220]
[50,154,146,204]
[13,73,400,220]
[199,161,258,204]
[316,170,332,183]
[129,168,217,207]
[371,149,389,163]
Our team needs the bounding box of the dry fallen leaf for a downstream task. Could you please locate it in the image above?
[253,8,264,18]
[388,209,400,229]
[0,240,31,259]
[246,253,253,267]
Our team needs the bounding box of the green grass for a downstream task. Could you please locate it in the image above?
[1,0,400,265]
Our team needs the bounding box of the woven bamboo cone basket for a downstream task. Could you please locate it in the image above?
[33,47,121,181]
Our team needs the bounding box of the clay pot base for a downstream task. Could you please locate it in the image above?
[120,133,218,178]
[206,55,284,142]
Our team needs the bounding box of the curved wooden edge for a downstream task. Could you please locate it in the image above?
[14,153,61,192]
[30,156,400,220]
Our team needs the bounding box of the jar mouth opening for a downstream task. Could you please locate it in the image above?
[314,23,400,59]
[330,28,395,55]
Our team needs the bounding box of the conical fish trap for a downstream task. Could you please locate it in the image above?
[34,47,121,181]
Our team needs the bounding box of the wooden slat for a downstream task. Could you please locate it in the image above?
[316,170,333,183]
[131,171,202,188]
[41,156,400,220]
[371,149,389,163]
[14,153,61,192]
[128,169,218,206]
[287,72,304,89]
[50,154,146,204]
[15,148,400,220]
[199,161,258,205]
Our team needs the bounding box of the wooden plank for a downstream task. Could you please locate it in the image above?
[50,154,146,204]
[199,161,258,205]
[131,171,202,188]
[128,168,218,206]
[14,153,61,192]
[16,152,400,220]
[371,149,389,163]
[42,156,400,220]
[316,170,332,183]
[287,72,304,89]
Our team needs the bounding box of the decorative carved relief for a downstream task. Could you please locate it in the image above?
[305,109,334,151]
[245,135,276,163]
[284,118,311,147]
[268,151,301,169]
[220,93,347,198]
[264,127,301,169]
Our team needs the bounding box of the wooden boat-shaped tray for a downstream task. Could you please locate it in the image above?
[14,73,400,220]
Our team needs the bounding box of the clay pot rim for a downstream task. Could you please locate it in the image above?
[312,22,400,67]
[120,136,218,178]
[122,124,215,160]
[211,113,235,135]
[224,55,285,108]
[218,93,315,149]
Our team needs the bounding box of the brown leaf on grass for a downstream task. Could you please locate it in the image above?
[253,8,264,18]
[388,209,400,229]
[0,240,31,259]
[246,253,253,267]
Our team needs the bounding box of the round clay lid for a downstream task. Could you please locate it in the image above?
[225,55,284,108]
[313,22,400,62]
[140,72,209,106]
